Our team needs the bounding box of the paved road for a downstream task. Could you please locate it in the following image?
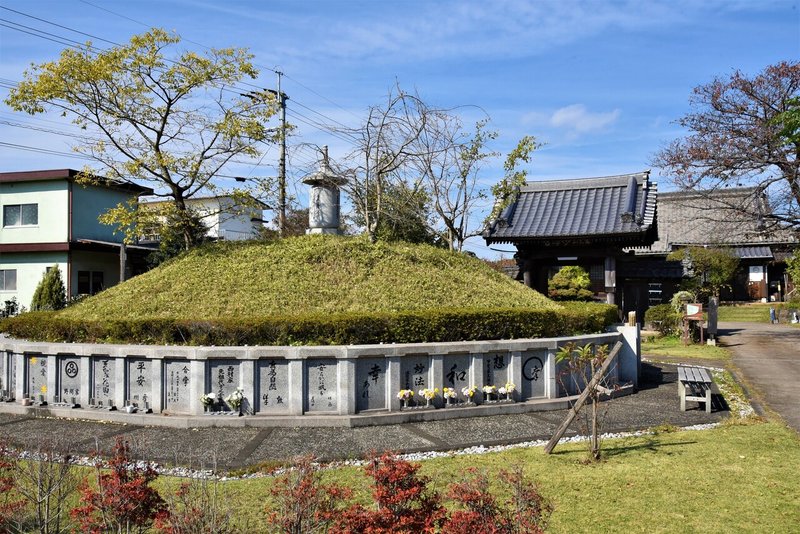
[718,321,800,433]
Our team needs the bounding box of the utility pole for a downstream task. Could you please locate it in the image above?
[272,71,287,237]
[245,73,288,236]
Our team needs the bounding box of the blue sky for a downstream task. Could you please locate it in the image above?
[1,0,798,257]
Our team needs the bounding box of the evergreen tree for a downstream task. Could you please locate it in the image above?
[31,265,66,311]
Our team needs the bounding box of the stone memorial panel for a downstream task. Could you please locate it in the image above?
[0,352,5,396]
[305,358,337,413]
[257,359,289,413]
[164,359,192,413]
[400,356,429,391]
[92,357,116,405]
[443,354,471,391]
[27,355,47,401]
[521,350,546,399]
[127,358,151,407]
[59,355,81,402]
[208,360,241,410]
[356,358,386,412]
[483,353,510,388]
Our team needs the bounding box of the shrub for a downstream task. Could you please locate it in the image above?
[155,478,235,534]
[30,265,66,311]
[332,452,446,533]
[548,266,593,301]
[0,304,619,346]
[443,466,551,534]
[71,438,165,533]
[644,304,682,335]
[264,455,350,534]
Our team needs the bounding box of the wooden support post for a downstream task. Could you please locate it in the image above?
[544,341,622,454]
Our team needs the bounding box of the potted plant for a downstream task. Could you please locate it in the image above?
[225,387,244,416]
[417,387,439,407]
[442,387,457,405]
[482,385,497,401]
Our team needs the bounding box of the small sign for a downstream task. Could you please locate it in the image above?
[686,303,703,320]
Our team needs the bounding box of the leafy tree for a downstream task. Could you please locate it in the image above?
[668,246,739,298]
[7,28,277,250]
[141,205,209,268]
[653,61,800,229]
[30,266,66,311]
[486,135,540,223]
[548,266,593,301]
[786,249,800,293]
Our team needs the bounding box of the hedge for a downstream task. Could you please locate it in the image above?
[0,303,619,346]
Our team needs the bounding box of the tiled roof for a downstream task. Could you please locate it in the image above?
[645,188,794,253]
[483,172,657,246]
[732,246,773,260]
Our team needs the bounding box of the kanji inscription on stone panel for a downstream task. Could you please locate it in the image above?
[27,355,47,401]
[257,359,289,413]
[356,358,386,411]
[164,359,192,413]
[400,356,429,391]
[92,357,116,405]
[126,358,151,407]
[59,356,81,402]
[305,358,337,413]
[521,350,546,399]
[208,360,241,410]
[484,353,509,388]
[444,354,470,390]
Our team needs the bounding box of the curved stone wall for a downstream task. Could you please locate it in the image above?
[0,327,639,426]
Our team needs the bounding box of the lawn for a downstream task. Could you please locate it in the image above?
[641,334,730,362]
[181,421,800,532]
[717,303,772,323]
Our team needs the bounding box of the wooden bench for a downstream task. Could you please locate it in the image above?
[678,366,713,413]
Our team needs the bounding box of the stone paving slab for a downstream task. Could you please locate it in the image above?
[0,363,730,470]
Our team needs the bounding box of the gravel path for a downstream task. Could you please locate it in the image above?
[0,362,727,471]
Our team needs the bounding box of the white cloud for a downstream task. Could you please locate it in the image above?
[549,104,620,134]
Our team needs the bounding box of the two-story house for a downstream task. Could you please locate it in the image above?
[0,169,153,309]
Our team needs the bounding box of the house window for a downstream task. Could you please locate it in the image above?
[0,270,16,291]
[77,271,104,295]
[2,203,38,227]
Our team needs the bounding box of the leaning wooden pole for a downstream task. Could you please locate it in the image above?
[544,341,623,454]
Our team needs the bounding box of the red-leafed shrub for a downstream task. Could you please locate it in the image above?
[443,466,552,534]
[332,452,446,533]
[264,455,351,533]
[70,438,165,534]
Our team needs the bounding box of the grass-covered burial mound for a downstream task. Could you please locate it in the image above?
[2,236,617,345]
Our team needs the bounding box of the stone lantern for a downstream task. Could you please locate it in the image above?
[303,146,346,234]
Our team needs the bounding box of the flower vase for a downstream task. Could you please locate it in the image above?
[506,393,512,401]
[426,398,432,407]
[447,397,455,406]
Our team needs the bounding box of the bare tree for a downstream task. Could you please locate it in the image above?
[412,116,498,250]
[340,84,431,242]
[11,440,78,534]
[653,61,800,229]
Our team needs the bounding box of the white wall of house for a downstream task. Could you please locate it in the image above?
[143,196,263,241]
[0,181,68,244]
[71,185,132,242]
[0,252,68,310]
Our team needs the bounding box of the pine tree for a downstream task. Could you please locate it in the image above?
[30,265,66,311]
